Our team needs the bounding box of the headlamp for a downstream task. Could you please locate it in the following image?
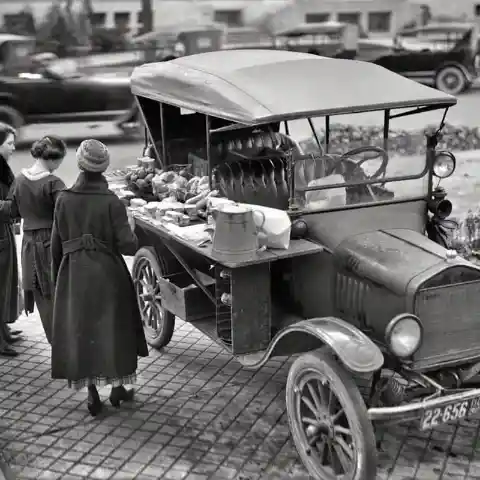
[385,314,423,358]
[433,151,456,179]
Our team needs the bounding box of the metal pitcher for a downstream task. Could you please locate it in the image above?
[212,203,265,261]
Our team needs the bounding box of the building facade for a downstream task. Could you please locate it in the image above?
[1,0,422,35]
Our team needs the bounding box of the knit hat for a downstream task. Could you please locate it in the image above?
[76,139,110,173]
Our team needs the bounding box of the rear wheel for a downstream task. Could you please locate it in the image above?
[286,349,377,480]
[132,247,175,349]
[435,66,468,95]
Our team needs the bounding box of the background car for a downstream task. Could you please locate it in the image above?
[369,23,479,95]
[0,58,132,131]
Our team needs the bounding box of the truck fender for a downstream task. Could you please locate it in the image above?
[263,317,384,374]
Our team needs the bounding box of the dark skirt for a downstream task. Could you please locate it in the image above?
[22,229,53,295]
[34,288,53,344]
[22,229,54,342]
[0,223,19,326]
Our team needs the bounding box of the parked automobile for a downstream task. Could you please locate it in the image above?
[271,21,358,59]
[368,23,479,95]
[0,58,132,132]
[0,34,36,71]
[132,24,225,63]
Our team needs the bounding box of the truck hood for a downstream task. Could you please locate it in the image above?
[334,228,466,295]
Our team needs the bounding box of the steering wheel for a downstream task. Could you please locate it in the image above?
[340,146,389,180]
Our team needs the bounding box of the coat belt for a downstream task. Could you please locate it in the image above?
[62,234,111,255]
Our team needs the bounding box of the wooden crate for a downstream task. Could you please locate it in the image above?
[158,270,215,322]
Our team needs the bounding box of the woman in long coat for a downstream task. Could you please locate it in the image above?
[0,136,66,344]
[51,139,148,416]
[0,123,20,357]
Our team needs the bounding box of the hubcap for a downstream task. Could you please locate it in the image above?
[135,258,164,336]
[295,372,356,477]
[444,73,459,89]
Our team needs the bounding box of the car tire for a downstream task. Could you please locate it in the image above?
[286,348,378,480]
[435,66,468,95]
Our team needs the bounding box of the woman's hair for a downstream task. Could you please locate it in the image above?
[0,123,15,188]
[31,135,67,161]
[0,123,15,147]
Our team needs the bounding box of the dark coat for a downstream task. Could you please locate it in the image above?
[50,173,148,382]
[0,180,18,325]
[0,173,66,314]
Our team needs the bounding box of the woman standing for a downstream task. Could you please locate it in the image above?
[51,139,148,416]
[0,136,66,344]
[0,123,20,357]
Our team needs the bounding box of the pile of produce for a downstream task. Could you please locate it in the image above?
[124,157,158,200]
[120,162,221,227]
[300,123,480,156]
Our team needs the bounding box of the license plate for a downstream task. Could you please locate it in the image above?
[421,396,480,430]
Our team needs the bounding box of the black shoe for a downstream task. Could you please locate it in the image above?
[87,385,102,417]
[5,335,21,344]
[109,386,134,408]
[0,345,19,357]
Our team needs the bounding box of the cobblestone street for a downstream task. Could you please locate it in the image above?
[2,310,480,480]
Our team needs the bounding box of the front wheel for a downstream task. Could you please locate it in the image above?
[132,247,175,349]
[286,349,377,480]
[435,66,468,95]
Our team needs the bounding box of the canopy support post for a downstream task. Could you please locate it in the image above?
[206,115,212,189]
[383,109,390,150]
[325,116,330,153]
[159,103,166,167]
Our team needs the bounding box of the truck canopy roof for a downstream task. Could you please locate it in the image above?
[131,49,457,125]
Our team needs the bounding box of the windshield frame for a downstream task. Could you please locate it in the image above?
[281,107,447,214]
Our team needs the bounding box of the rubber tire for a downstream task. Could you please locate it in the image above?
[435,66,468,95]
[286,348,378,480]
[132,247,175,349]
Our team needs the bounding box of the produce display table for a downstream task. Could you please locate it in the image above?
[133,213,324,269]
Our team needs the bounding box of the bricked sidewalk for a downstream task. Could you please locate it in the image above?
[2,312,480,479]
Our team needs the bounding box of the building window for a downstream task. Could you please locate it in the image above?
[337,12,360,25]
[475,4,480,16]
[368,11,391,33]
[114,12,130,29]
[214,10,242,27]
[90,12,106,27]
[305,13,330,23]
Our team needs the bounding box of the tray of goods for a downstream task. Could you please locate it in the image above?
[129,176,221,229]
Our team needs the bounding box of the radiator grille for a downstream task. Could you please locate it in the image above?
[335,273,369,324]
[413,280,480,369]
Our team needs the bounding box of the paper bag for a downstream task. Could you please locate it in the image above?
[239,203,291,249]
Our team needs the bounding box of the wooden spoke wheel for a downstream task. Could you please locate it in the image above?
[286,349,377,480]
[132,247,175,349]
